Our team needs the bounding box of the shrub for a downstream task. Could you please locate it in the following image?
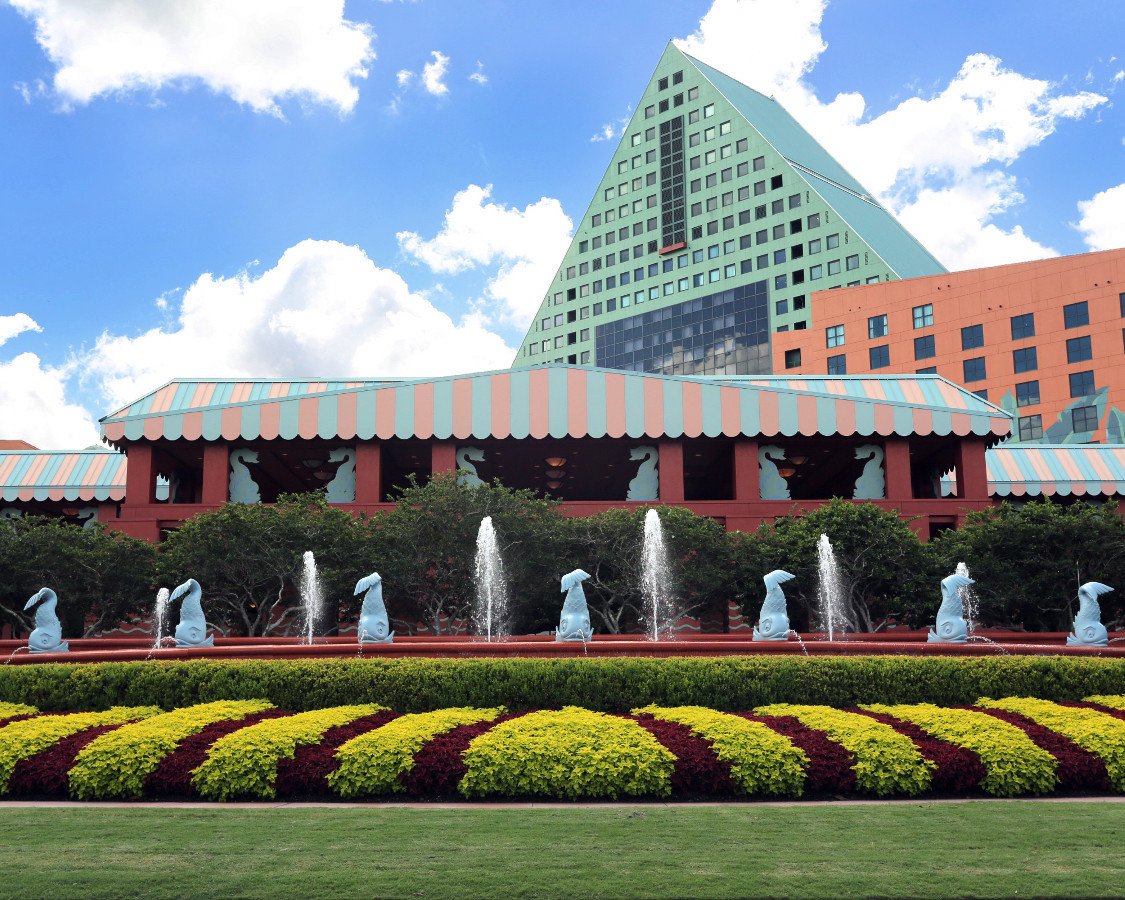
[0,707,158,794]
[194,705,383,800]
[2,655,1122,712]
[0,702,37,722]
[865,703,1056,796]
[329,708,502,799]
[459,708,675,799]
[69,700,274,799]
[755,704,934,796]
[636,706,806,796]
[1085,695,1125,711]
[977,698,1125,791]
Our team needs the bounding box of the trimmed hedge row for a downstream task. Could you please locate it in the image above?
[2,656,1124,712]
[0,696,1123,801]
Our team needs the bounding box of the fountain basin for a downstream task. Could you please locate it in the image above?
[3,631,1123,664]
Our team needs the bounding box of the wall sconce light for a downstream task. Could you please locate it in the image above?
[544,457,567,467]
[790,455,808,466]
[546,480,563,490]
[777,466,797,478]
[544,468,565,478]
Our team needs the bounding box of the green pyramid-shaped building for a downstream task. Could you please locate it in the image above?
[513,43,945,375]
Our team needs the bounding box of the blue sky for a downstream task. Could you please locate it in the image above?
[1,0,1123,447]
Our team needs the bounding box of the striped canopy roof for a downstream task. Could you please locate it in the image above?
[0,449,126,502]
[100,365,1010,445]
[943,444,1125,498]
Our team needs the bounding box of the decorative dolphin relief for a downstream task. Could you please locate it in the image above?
[170,578,214,648]
[927,572,975,643]
[1067,582,1113,647]
[23,588,68,654]
[753,570,795,642]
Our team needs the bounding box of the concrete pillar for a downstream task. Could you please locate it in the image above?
[355,443,382,504]
[124,444,155,506]
[955,437,989,500]
[658,440,684,502]
[201,444,229,505]
[732,440,759,501]
[884,438,913,501]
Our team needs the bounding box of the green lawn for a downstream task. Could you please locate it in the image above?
[0,802,1121,899]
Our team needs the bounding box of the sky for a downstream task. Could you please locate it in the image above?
[1,0,1123,448]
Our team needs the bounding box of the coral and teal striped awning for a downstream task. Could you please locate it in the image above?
[0,450,126,502]
[100,365,1011,445]
[942,444,1125,498]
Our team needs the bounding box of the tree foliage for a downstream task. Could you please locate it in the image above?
[0,516,156,637]
[373,474,567,635]
[731,499,932,632]
[928,500,1125,631]
[158,494,370,636]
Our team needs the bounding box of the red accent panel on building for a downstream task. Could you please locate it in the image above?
[659,242,687,255]
[658,440,685,502]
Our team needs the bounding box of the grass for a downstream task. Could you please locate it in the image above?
[0,802,1121,898]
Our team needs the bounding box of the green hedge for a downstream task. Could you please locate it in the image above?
[2,656,1124,713]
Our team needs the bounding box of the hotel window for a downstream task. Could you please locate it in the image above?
[703,103,715,118]
[868,314,888,339]
[1018,414,1043,441]
[736,138,748,152]
[705,150,716,164]
[554,313,564,327]
[1072,405,1099,433]
[845,254,859,271]
[737,161,749,177]
[1069,370,1095,398]
[810,264,823,280]
[757,254,769,269]
[1121,291,1125,316]
[807,212,821,229]
[914,334,935,360]
[773,249,787,264]
[916,366,937,374]
[808,238,822,254]
[793,295,806,311]
[704,126,715,142]
[688,86,699,100]
[1010,312,1035,340]
[657,76,668,90]
[770,175,783,190]
[527,344,537,356]
[719,120,731,135]
[825,324,845,348]
[580,351,591,364]
[827,354,847,375]
[592,302,602,316]
[973,389,988,401]
[592,213,602,226]
[963,357,986,382]
[1066,335,1092,363]
[774,274,787,290]
[1015,380,1039,407]
[788,193,801,209]
[869,344,890,369]
[754,180,766,195]
[771,199,784,214]
[792,270,805,285]
[826,233,840,249]
[1013,346,1038,373]
[1063,301,1089,329]
[776,299,789,315]
[827,259,841,276]
[961,323,984,350]
[540,317,551,330]
[784,348,802,369]
[753,155,765,170]
[912,303,934,328]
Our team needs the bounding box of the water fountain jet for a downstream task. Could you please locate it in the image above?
[641,509,679,640]
[299,551,324,646]
[474,517,510,641]
[151,587,170,650]
[816,534,851,641]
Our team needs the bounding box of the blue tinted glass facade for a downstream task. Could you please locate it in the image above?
[595,280,770,375]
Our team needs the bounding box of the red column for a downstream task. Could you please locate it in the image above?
[955,437,989,500]
[884,438,913,500]
[658,440,684,502]
[355,443,382,504]
[201,444,229,505]
[732,440,759,501]
[431,442,456,476]
[124,444,155,506]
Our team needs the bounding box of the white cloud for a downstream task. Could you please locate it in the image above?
[396,69,414,88]
[421,51,450,96]
[0,313,41,345]
[9,0,376,115]
[81,239,516,411]
[675,0,1107,269]
[591,109,632,143]
[396,184,573,326]
[469,61,488,86]
[1075,182,1125,251]
[0,317,99,448]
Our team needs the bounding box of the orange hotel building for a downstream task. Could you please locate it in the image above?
[772,248,1125,445]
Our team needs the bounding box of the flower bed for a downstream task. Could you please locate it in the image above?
[0,694,1121,801]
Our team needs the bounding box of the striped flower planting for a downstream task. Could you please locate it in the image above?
[0,695,1122,801]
